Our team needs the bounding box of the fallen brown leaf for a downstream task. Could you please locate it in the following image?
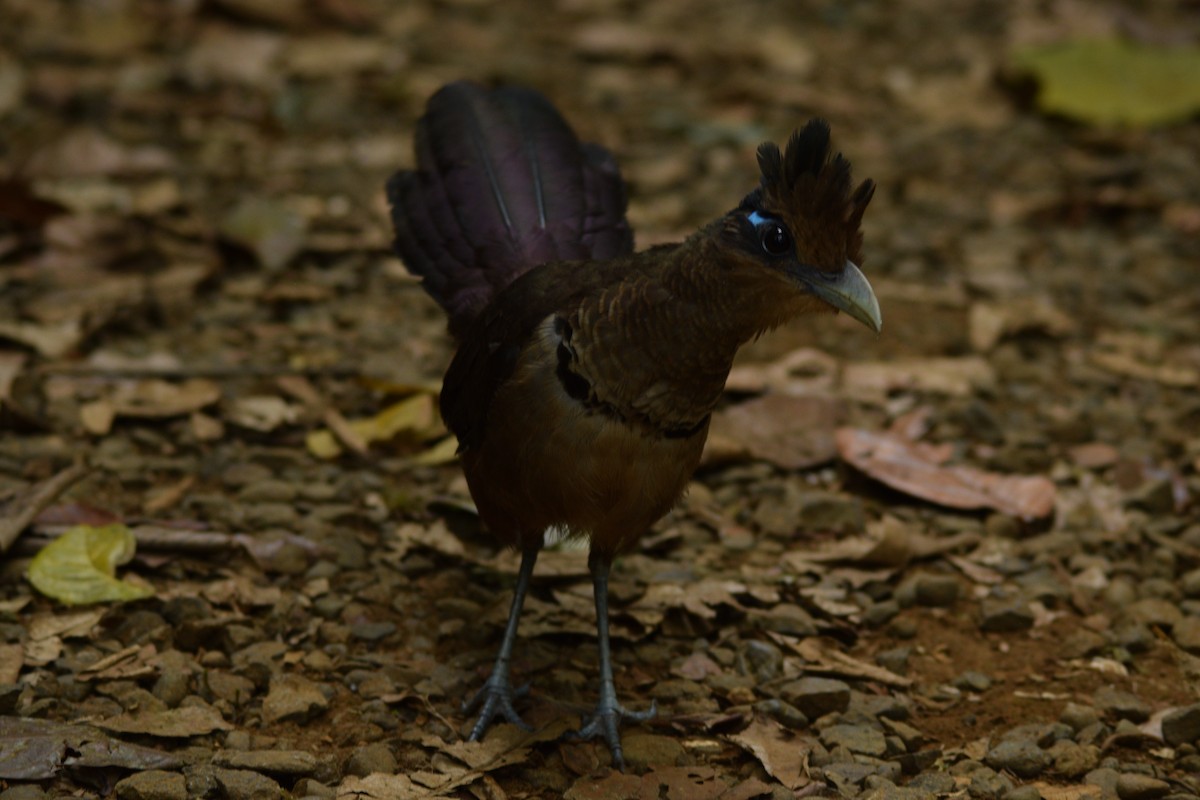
[836,427,1056,519]
[704,393,840,469]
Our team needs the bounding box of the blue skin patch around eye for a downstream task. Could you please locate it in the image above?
[747,211,769,226]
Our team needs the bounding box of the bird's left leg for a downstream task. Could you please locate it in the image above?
[568,550,656,770]
[463,543,540,740]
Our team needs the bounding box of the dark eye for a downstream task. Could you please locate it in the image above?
[760,223,791,256]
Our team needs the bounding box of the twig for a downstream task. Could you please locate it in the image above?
[36,364,360,380]
[0,461,90,554]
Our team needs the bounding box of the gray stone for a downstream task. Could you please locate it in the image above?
[1173,617,1200,654]
[955,670,993,692]
[1076,721,1112,747]
[1047,740,1099,779]
[860,781,929,800]
[820,761,876,792]
[875,647,911,675]
[238,479,298,503]
[1060,702,1101,732]
[907,771,956,793]
[1095,687,1151,723]
[262,674,329,724]
[736,639,784,683]
[880,717,927,751]
[980,596,1035,632]
[1115,773,1170,800]
[210,768,281,800]
[0,786,48,800]
[985,739,1049,779]
[1004,788,1043,800]
[968,766,1015,798]
[778,676,851,719]
[1181,569,1200,599]
[913,574,961,607]
[863,599,900,627]
[1061,629,1108,659]
[291,779,334,799]
[748,603,818,637]
[1112,621,1156,653]
[1124,599,1183,630]
[350,622,396,641]
[1125,478,1175,514]
[620,732,685,769]
[346,742,396,777]
[115,771,187,800]
[853,693,911,721]
[754,698,808,729]
[212,750,319,776]
[795,491,865,533]
[1161,703,1200,746]
[1085,767,1120,795]
[820,723,887,757]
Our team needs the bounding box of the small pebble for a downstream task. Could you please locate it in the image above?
[754,697,808,729]
[736,639,783,683]
[913,574,961,607]
[211,768,282,800]
[346,742,397,777]
[114,771,187,800]
[1172,617,1200,654]
[985,739,1049,779]
[875,647,911,675]
[1047,740,1099,779]
[1060,702,1101,732]
[1161,703,1200,747]
[954,670,993,692]
[1004,787,1043,800]
[863,599,900,627]
[779,676,851,719]
[1095,687,1152,723]
[1115,773,1170,800]
[0,787,48,800]
[980,596,1035,632]
[820,723,887,757]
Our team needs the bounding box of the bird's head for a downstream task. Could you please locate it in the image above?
[720,119,880,333]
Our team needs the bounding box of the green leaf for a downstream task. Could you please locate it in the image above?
[1013,38,1200,126]
[27,524,154,605]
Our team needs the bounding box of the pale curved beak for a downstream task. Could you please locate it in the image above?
[801,260,882,333]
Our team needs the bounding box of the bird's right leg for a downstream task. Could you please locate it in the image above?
[463,544,540,740]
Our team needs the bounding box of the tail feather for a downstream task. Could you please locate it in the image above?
[388,81,633,336]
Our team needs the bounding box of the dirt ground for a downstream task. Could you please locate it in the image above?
[1,1,1199,798]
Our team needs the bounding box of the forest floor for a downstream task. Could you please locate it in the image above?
[1,1,1199,799]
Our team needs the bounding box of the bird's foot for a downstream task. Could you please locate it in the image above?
[567,697,657,770]
[462,675,532,741]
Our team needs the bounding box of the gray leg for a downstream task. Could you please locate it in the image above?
[568,551,657,770]
[463,545,540,740]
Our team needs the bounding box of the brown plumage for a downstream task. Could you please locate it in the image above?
[387,82,880,769]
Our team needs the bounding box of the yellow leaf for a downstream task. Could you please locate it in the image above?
[27,525,154,606]
[1014,38,1200,127]
[306,394,444,459]
[407,434,460,467]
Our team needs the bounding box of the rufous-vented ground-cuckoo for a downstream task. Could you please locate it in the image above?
[387,81,880,769]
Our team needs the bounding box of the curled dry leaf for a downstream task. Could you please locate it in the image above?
[110,379,222,418]
[837,427,1056,519]
[727,719,810,791]
[842,356,996,398]
[969,297,1073,352]
[704,393,840,469]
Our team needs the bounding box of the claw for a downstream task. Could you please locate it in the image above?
[567,699,657,770]
[464,674,533,740]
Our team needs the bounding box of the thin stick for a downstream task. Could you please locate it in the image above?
[0,461,90,554]
[36,364,360,380]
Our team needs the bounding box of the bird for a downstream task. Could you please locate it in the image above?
[386,80,880,769]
